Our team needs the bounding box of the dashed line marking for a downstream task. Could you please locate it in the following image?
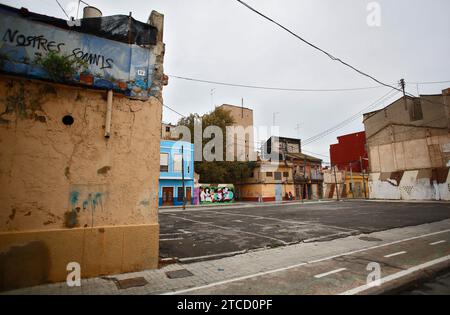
[384,251,406,258]
[340,255,450,295]
[314,268,347,279]
[160,237,183,241]
[164,229,450,295]
[430,240,446,246]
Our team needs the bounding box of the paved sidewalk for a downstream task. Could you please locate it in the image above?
[2,219,450,295]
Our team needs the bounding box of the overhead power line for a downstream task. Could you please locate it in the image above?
[168,75,386,92]
[55,0,69,19]
[302,89,400,146]
[163,104,186,118]
[235,0,403,94]
[406,80,450,85]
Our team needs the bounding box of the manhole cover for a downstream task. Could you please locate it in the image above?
[165,269,194,279]
[115,277,148,290]
[359,236,382,242]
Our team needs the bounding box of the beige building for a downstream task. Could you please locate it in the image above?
[236,161,295,202]
[218,104,256,161]
[363,88,450,200]
[0,8,166,290]
[323,167,368,199]
[161,122,178,140]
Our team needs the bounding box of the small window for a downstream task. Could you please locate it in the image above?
[160,153,169,172]
[409,98,423,121]
[266,172,273,177]
[177,187,184,202]
[165,126,171,132]
[283,172,289,177]
[274,172,282,180]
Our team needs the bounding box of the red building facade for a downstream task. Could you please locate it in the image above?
[330,131,369,173]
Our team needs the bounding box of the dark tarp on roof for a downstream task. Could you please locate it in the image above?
[0,4,157,46]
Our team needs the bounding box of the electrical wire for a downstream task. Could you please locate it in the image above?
[55,0,69,19]
[235,0,403,94]
[168,74,386,92]
[302,89,400,146]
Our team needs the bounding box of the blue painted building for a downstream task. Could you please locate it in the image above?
[159,140,195,206]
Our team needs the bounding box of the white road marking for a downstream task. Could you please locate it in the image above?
[162,261,307,295]
[314,268,347,279]
[430,240,446,246]
[383,251,407,258]
[210,211,358,233]
[173,216,289,245]
[339,254,450,295]
[160,237,183,241]
[178,229,193,234]
[308,229,449,264]
[163,229,450,295]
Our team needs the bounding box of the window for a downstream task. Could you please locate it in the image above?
[173,154,182,172]
[160,153,168,172]
[266,172,273,177]
[274,172,282,180]
[165,126,171,132]
[283,172,289,178]
[177,187,184,202]
[409,98,423,121]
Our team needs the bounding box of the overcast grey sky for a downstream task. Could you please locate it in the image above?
[2,0,450,161]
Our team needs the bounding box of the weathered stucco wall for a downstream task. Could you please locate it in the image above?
[0,76,162,230]
[0,76,163,290]
[0,75,163,290]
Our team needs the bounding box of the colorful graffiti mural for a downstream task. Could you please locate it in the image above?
[199,184,234,204]
[0,5,158,100]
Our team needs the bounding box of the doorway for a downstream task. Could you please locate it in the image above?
[186,187,192,203]
[162,187,174,206]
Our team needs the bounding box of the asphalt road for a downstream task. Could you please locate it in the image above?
[159,200,450,261]
[178,227,450,295]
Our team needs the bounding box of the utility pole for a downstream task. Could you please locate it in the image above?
[181,145,186,210]
[360,156,367,199]
[333,164,340,201]
[400,78,407,110]
[349,162,354,199]
[304,155,309,200]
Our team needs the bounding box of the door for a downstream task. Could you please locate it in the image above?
[185,187,192,203]
[275,184,282,202]
[162,187,174,206]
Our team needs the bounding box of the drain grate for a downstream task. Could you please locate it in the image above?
[165,269,194,279]
[115,277,148,290]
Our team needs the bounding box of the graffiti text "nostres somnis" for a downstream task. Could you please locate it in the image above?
[2,29,65,52]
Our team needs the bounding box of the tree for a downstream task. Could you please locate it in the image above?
[178,107,256,183]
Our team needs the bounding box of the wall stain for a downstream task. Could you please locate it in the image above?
[97,166,111,175]
[64,166,71,179]
[0,241,50,291]
[64,210,78,228]
[8,208,16,221]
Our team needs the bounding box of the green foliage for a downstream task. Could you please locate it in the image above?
[34,51,88,82]
[0,52,9,68]
[178,107,257,183]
